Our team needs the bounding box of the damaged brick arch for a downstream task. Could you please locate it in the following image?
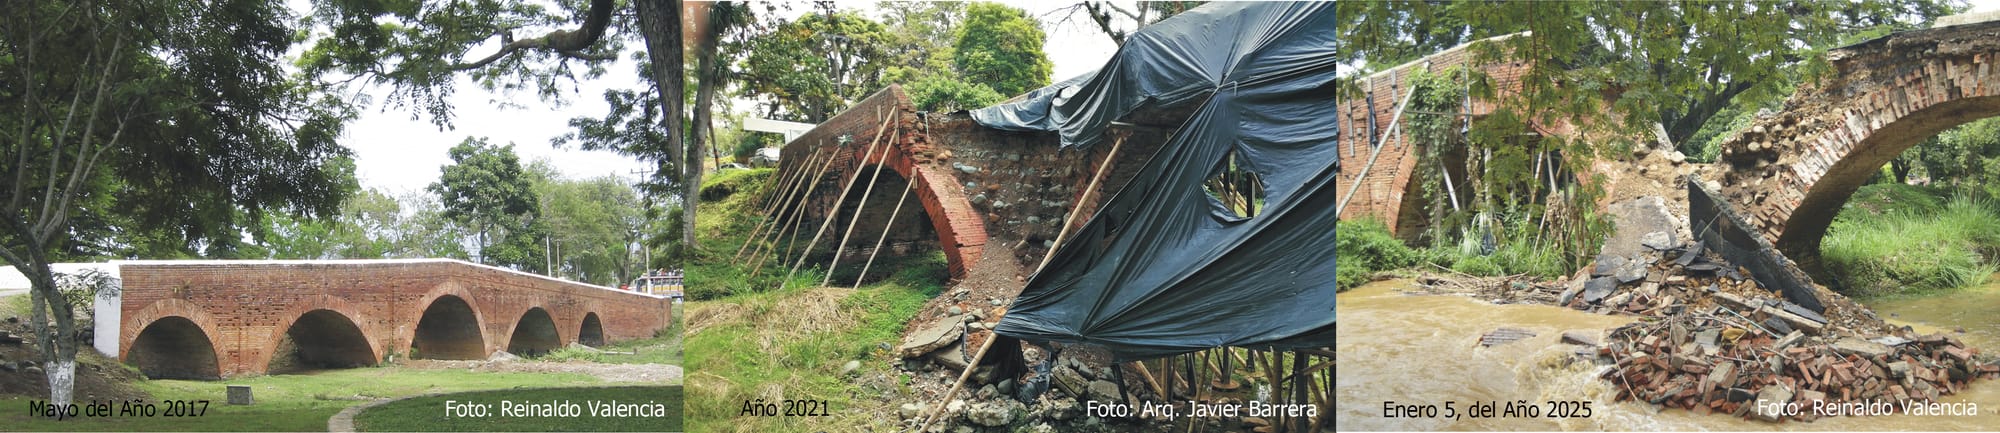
[110,259,673,378]
[776,86,990,278]
[1718,20,2000,277]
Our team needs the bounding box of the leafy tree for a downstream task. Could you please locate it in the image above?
[1,0,354,410]
[735,9,891,122]
[1059,1,1204,46]
[905,74,1005,112]
[878,1,965,82]
[953,3,1053,97]
[397,191,474,259]
[1336,1,1961,147]
[303,0,696,261]
[429,138,540,267]
[536,175,646,286]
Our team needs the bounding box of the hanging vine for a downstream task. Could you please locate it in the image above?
[1399,65,1611,276]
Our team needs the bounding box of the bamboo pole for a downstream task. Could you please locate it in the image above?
[782,114,896,290]
[1127,360,1167,400]
[736,148,821,260]
[1036,135,1126,272]
[916,134,1130,433]
[821,128,900,287]
[749,144,842,278]
[746,157,822,275]
[1335,77,1418,216]
[854,181,914,288]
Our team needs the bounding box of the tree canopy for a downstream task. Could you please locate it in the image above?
[953,3,1053,98]
[736,10,891,122]
[2,0,357,409]
[1336,1,1962,147]
[429,137,540,267]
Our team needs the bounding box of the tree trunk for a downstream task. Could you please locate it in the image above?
[634,0,689,255]
[690,2,725,258]
[15,250,78,417]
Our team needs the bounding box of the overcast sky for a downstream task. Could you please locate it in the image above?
[323,1,1125,196]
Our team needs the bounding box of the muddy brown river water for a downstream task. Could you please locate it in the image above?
[1336,278,2000,431]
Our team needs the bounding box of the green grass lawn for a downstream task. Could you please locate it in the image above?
[353,386,683,432]
[1,367,609,431]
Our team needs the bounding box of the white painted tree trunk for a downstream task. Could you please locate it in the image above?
[47,359,76,417]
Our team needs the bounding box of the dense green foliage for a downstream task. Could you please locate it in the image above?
[430,138,543,268]
[533,174,647,286]
[1894,117,2000,196]
[1823,188,2000,296]
[735,2,1045,115]
[1377,68,1611,279]
[1338,1,1959,148]
[737,10,891,122]
[1334,219,1417,291]
[952,2,1053,97]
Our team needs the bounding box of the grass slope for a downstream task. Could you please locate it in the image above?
[682,166,941,432]
[1823,184,2000,297]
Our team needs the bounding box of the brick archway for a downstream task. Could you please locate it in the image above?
[121,299,225,379]
[402,281,492,359]
[109,259,672,378]
[1718,21,2000,276]
[578,312,606,346]
[778,85,989,278]
[261,297,382,373]
[503,305,562,356]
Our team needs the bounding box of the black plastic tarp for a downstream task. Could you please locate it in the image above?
[985,2,1336,361]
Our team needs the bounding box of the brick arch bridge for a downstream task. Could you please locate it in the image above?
[769,86,1179,280]
[1717,19,2000,274]
[102,259,672,379]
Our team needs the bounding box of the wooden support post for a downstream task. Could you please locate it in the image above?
[783,114,896,290]
[1335,77,1418,216]
[854,181,914,288]
[919,134,1131,432]
[1127,360,1167,400]
[1037,135,1126,273]
[749,144,842,278]
[737,148,822,260]
[821,128,899,287]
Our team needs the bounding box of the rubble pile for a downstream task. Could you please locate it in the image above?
[1592,312,2000,422]
[1541,238,2000,422]
[1560,240,1883,333]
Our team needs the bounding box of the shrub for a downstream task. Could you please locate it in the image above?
[1336,219,1418,290]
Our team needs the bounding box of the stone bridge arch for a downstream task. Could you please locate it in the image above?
[1718,20,2000,276]
[777,85,989,278]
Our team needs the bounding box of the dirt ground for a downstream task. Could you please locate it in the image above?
[0,316,149,402]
